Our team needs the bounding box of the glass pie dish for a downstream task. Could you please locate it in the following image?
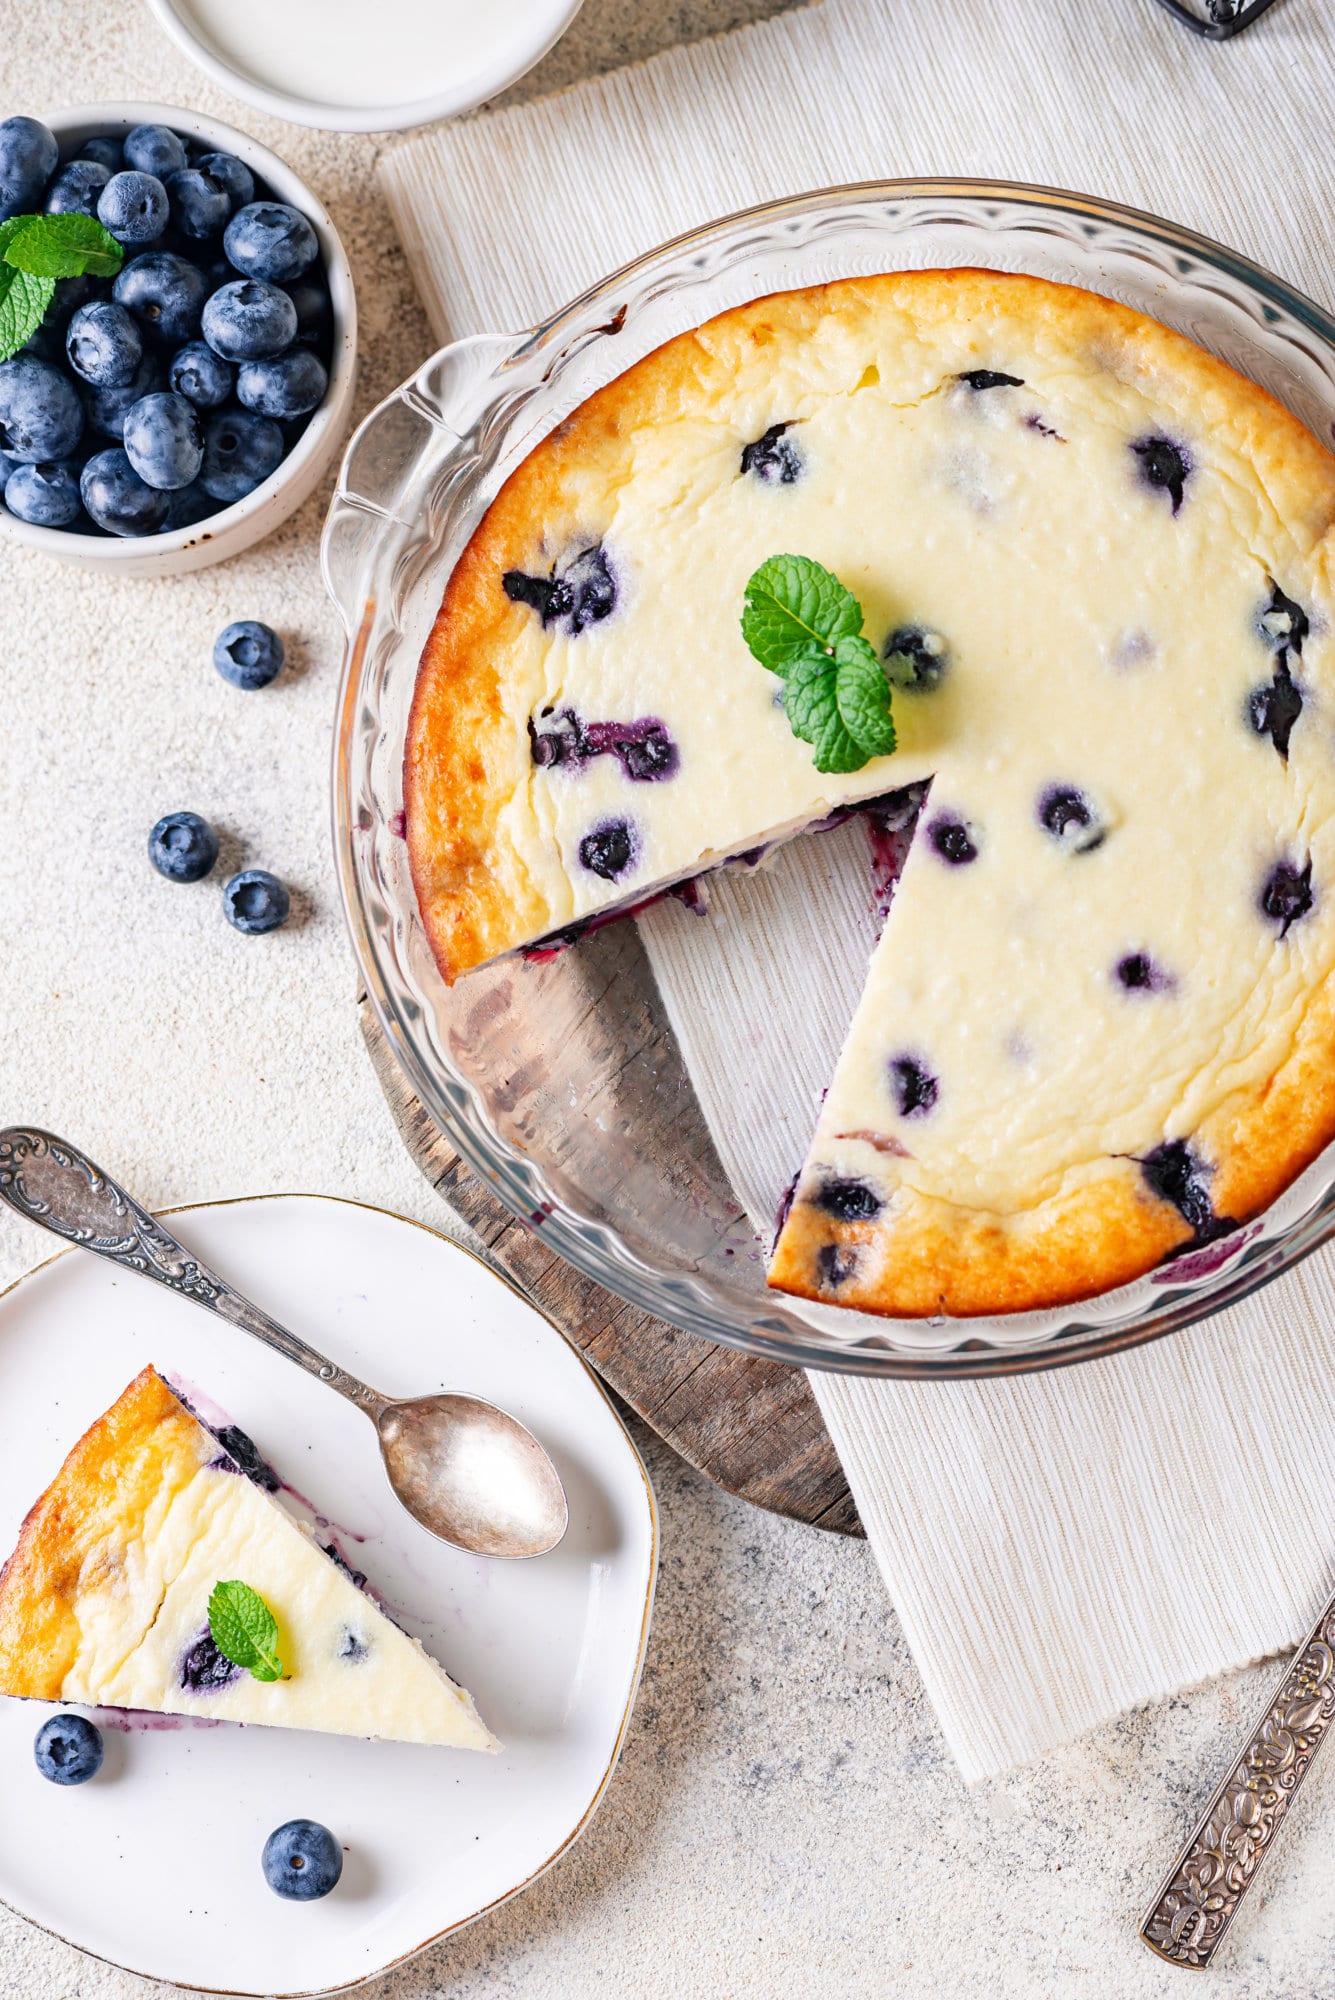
[323,177,1335,1378]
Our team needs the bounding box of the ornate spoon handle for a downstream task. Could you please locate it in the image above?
[0,1127,384,1415]
[1141,1586,1335,1967]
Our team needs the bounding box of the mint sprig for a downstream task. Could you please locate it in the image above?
[741,554,897,774]
[0,213,124,364]
[208,1579,286,1684]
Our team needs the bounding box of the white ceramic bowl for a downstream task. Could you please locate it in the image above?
[0,102,357,578]
[144,0,585,133]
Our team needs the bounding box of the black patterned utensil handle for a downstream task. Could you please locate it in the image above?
[1141,1594,1335,1966]
[1149,0,1283,38]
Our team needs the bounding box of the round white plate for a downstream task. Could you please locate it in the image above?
[0,1195,656,1997]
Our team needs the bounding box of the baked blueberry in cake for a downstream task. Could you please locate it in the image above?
[405,268,1335,1317]
[0,1367,496,1749]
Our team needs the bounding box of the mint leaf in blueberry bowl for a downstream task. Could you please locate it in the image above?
[0,107,356,576]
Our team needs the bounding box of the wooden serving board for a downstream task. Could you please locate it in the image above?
[359,998,860,1537]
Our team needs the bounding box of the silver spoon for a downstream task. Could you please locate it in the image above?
[0,1128,568,1560]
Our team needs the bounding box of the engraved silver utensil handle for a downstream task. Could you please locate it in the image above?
[1141,1584,1335,1967]
[0,1127,386,1418]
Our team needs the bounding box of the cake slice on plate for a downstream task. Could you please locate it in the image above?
[0,1366,496,1751]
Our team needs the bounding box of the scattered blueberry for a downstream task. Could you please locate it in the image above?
[123,391,204,490]
[223,868,291,934]
[578,818,637,880]
[1116,952,1173,993]
[889,1054,938,1117]
[1131,434,1190,513]
[194,151,254,214]
[816,1243,860,1289]
[225,201,319,284]
[1139,1139,1231,1241]
[0,356,84,461]
[958,369,1024,390]
[0,446,18,486]
[503,544,617,635]
[149,810,219,882]
[1248,660,1303,760]
[78,135,124,174]
[0,116,58,222]
[1259,579,1309,654]
[236,347,328,420]
[928,815,978,865]
[122,123,187,180]
[283,277,331,344]
[1260,858,1314,936]
[1037,784,1105,852]
[262,1820,343,1901]
[163,166,229,239]
[44,157,111,217]
[214,618,285,689]
[202,278,298,362]
[213,1423,280,1490]
[168,340,233,409]
[4,460,81,527]
[812,1178,883,1222]
[80,446,169,535]
[83,350,162,440]
[179,1629,241,1692]
[530,709,678,782]
[336,1628,370,1662]
[884,625,948,692]
[113,252,207,345]
[740,421,801,484]
[33,1714,103,1786]
[97,170,169,245]
[199,408,283,502]
[65,300,143,388]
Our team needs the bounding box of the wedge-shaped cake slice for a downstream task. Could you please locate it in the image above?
[0,1366,496,1751]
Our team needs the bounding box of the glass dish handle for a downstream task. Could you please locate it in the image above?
[321,331,524,640]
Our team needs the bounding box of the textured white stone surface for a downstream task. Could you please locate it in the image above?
[2,1,1335,1994]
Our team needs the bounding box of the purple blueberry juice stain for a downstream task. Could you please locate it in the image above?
[1131,435,1190,513]
[1025,412,1065,441]
[1109,629,1156,670]
[389,809,407,839]
[503,543,617,635]
[774,1173,799,1244]
[1152,1222,1259,1283]
[529,708,679,782]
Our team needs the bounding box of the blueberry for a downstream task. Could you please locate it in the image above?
[149,810,219,882]
[214,619,285,689]
[78,135,124,174]
[503,544,616,636]
[1116,952,1173,993]
[283,277,331,345]
[122,124,187,180]
[65,300,143,388]
[812,1178,883,1222]
[816,1243,860,1289]
[202,278,298,362]
[83,350,162,439]
[1139,1139,1231,1241]
[123,391,204,490]
[224,868,291,934]
[162,478,213,531]
[97,170,170,246]
[1248,660,1303,760]
[80,446,169,535]
[740,421,801,484]
[167,339,233,409]
[4,460,81,526]
[213,1423,280,1490]
[114,252,207,345]
[45,157,112,217]
[607,721,678,782]
[578,818,636,880]
[1131,435,1190,513]
[337,1628,370,1661]
[1259,580,1309,655]
[889,1055,938,1117]
[958,368,1025,390]
[236,348,327,420]
[33,1714,103,1786]
[199,409,283,502]
[928,815,978,865]
[884,625,948,692]
[225,201,319,284]
[1037,784,1105,852]
[0,117,58,222]
[262,1820,343,1901]
[322,1543,368,1590]
[194,151,254,214]
[0,446,18,486]
[1260,858,1314,936]
[165,167,229,240]
[0,356,84,461]
[180,1629,241,1692]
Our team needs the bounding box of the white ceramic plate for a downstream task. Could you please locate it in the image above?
[0,1195,656,1997]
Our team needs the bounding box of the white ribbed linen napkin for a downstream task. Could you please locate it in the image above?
[379,0,1335,1779]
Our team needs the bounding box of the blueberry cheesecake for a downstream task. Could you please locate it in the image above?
[406,269,1335,1316]
[0,1367,496,1750]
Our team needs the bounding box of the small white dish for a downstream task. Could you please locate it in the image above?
[0,1194,655,1997]
[1,103,358,578]
[144,0,585,133]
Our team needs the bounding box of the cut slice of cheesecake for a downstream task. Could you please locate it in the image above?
[0,1366,497,1751]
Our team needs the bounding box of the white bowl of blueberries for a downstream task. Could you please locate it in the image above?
[0,103,356,575]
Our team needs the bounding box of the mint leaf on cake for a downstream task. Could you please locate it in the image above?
[208,1578,286,1683]
[740,552,863,673]
[741,555,897,772]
